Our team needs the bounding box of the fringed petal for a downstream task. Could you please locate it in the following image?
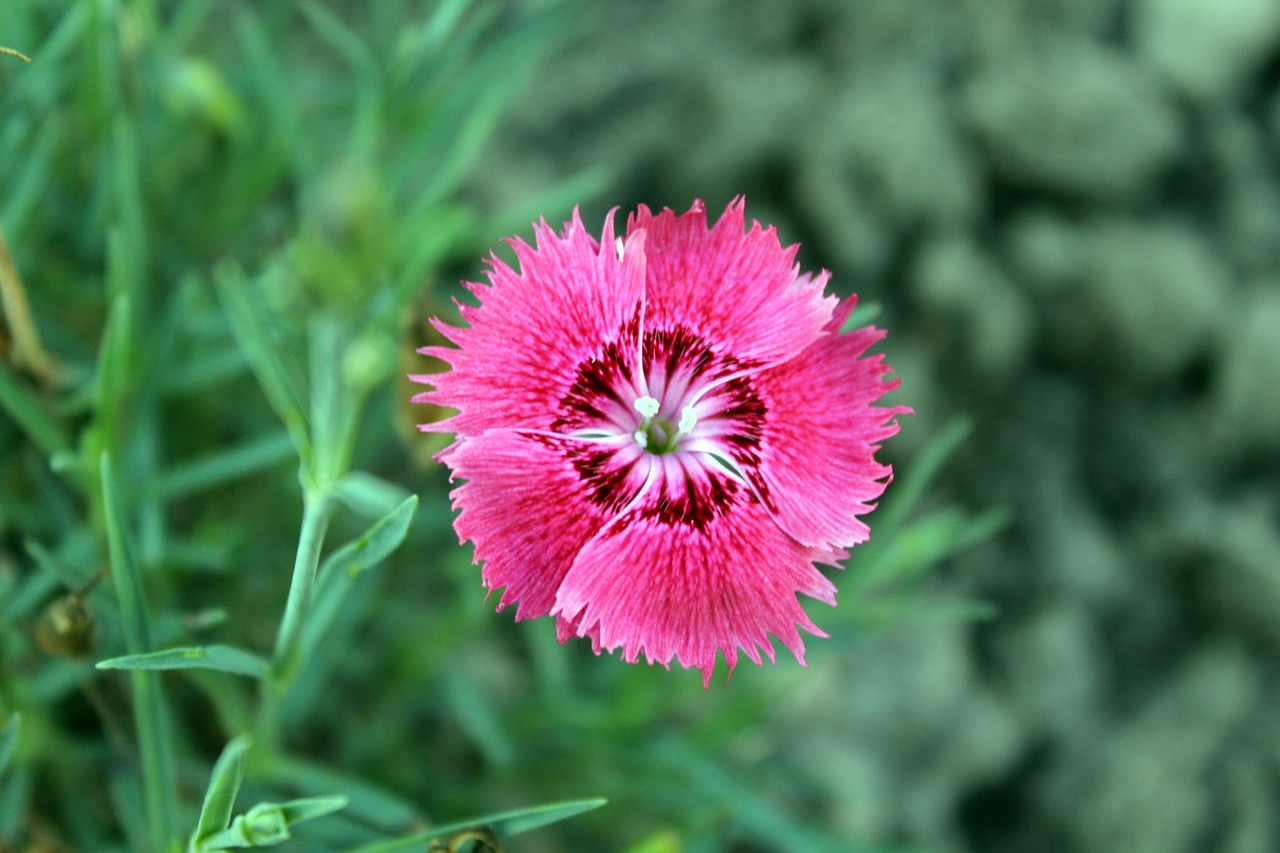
[628,198,836,366]
[755,311,910,552]
[412,209,646,437]
[445,430,613,620]
[553,497,837,687]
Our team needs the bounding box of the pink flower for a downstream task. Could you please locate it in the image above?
[412,198,908,686]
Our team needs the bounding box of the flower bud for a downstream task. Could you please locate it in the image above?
[34,595,97,658]
[236,803,290,846]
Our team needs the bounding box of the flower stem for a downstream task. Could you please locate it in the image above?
[271,489,334,684]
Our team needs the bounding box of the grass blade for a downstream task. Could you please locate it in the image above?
[0,361,69,458]
[876,416,971,535]
[101,452,153,658]
[343,798,608,853]
[653,739,885,853]
[151,430,295,501]
[0,714,19,778]
[0,757,29,840]
[213,263,308,458]
[269,755,423,834]
[851,506,1011,592]
[299,1,375,75]
[97,645,271,680]
[93,292,135,456]
[100,452,177,851]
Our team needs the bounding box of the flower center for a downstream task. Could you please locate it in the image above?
[551,323,774,529]
[631,396,697,454]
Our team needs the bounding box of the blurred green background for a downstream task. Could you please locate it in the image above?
[3,1,1280,852]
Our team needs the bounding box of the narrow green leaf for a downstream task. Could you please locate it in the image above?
[484,165,611,245]
[0,563,57,624]
[279,795,350,825]
[443,672,513,768]
[402,8,565,217]
[199,795,349,851]
[307,316,355,489]
[300,496,416,660]
[234,6,306,176]
[97,645,271,680]
[269,755,423,834]
[107,767,151,853]
[101,452,153,654]
[0,757,30,839]
[422,0,473,49]
[158,349,249,396]
[100,453,178,849]
[213,263,308,457]
[851,506,1010,592]
[0,714,19,777]
[299,1,375,75]
[390,204,474,301]
[0,359,70,458]
[1,117,59,239]
[94,292,135,454]
[335,471,413,519]
[840,300,883,332]
[654,740,881,853]
[190,735,252,851]
[843,596,998,629]
[185,608,230,632]
[343,798,608,853]
[24,535,89,594]
[152,431,295,501]
[166,0,218,50]
[876,416,971,535]
[20,0,86,68]
[110,116,148,299]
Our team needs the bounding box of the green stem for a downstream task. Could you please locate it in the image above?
[256,488,334,758]
[131,669,177,853]
[271,489,334,684]
[101,453,177,852]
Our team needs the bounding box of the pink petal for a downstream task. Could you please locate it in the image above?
[444,429,614,620]
[754,315,910,552]
[552,499,837,687]
[628,198,836,366]
[412,209,645,437]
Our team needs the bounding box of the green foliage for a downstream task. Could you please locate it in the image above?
[0,2,996,851]
[191,735,252,851]
[0,1,606,849]
[97,645,272,679]
[343,798,608,853]
[839,417,1008,627]
[199,796,350,850]
[0,714,18,778]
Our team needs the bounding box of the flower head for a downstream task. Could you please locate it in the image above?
[412,198,908,685]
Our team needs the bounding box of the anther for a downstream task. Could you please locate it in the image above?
[634,396,661,419]
[677,405,698,434]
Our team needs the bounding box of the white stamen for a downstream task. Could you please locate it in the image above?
[634,396,661,419]
[615,236,626,259]
[633,429,648,449]
[677,405,698,434]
